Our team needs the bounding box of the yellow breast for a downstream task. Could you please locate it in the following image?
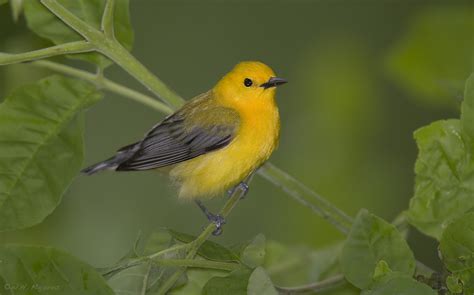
[170,97,280,200]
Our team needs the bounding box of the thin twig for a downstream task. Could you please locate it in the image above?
[101,243,190,277]
[275,274,346,294]
[101,0,116,40]
[150,258,239,271]
[30,60,173,114]
[0,41,94,65]
[259,163,353,234]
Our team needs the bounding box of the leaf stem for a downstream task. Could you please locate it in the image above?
[0,41,94,66]
[102,256,237,278]
[258,163,353,234]
[30,60,173,114]
[275,274,346,294]
[100,243,191,278]
[147,243,189,260]
[97,39,184,109]
[151,258,239,271]
[101,0,116,40]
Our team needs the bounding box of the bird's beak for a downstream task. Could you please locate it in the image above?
[260,77,288,89]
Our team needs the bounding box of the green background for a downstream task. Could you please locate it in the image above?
[0,0,472,274]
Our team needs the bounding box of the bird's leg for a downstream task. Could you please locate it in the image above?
[227,181,250,199]
[195,200,226,236]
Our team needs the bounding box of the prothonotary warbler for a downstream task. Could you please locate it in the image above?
[82,61,287,235]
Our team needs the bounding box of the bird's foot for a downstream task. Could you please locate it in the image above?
[208,213,226,236]
[227,182,249,199]
[195,200,226,236]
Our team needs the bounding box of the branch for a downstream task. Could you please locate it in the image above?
[151,258,239,271]
[275,274,346,294]
[0,41,94,66]
[259,163,353,234]
[97,41,184,109]
[30,60,173,114]
[101,0,116,40]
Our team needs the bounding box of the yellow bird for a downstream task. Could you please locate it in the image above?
[82,61,286,234]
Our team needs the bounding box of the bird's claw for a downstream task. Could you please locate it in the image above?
[227,182,249,199]
[209,214,226,236]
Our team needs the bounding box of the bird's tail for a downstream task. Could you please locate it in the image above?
[81,156,121,175]
[81,142,140,175]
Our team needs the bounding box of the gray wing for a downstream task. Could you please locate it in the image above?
[116,105,240,171]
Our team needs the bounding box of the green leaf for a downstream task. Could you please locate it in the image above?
[247,267,278,295]
[0,244,114,294]
[168,229,240,262]
[340,209,415,289]
[140,230,188,292]
[407,119,474,239]
[108,261,153,295]
[240,234,266,268]
[446,275,463,294]
[141,230,174,256]
[0,0,8,6]
[106,230,187,293]
[23,0,134,68]
[461,73,474,138]
[169,267,228,295]
[385,7,474,107]
[439,212,474,294]
[202,268,252,295]
[372,260,392,281]
[263,240,342,287]
[0,75,101,231]
[361,273,436,295]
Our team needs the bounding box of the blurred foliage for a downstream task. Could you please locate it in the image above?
[385,6,473,108]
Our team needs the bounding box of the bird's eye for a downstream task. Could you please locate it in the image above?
[244,78,253,87]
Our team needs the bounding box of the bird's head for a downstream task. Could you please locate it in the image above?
[214,61,287,106]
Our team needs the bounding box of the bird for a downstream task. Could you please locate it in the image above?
[81,61,287,235]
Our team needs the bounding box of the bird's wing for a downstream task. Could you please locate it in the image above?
[116,93,240,171]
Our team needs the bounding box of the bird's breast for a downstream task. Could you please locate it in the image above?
[170,101,280,200]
